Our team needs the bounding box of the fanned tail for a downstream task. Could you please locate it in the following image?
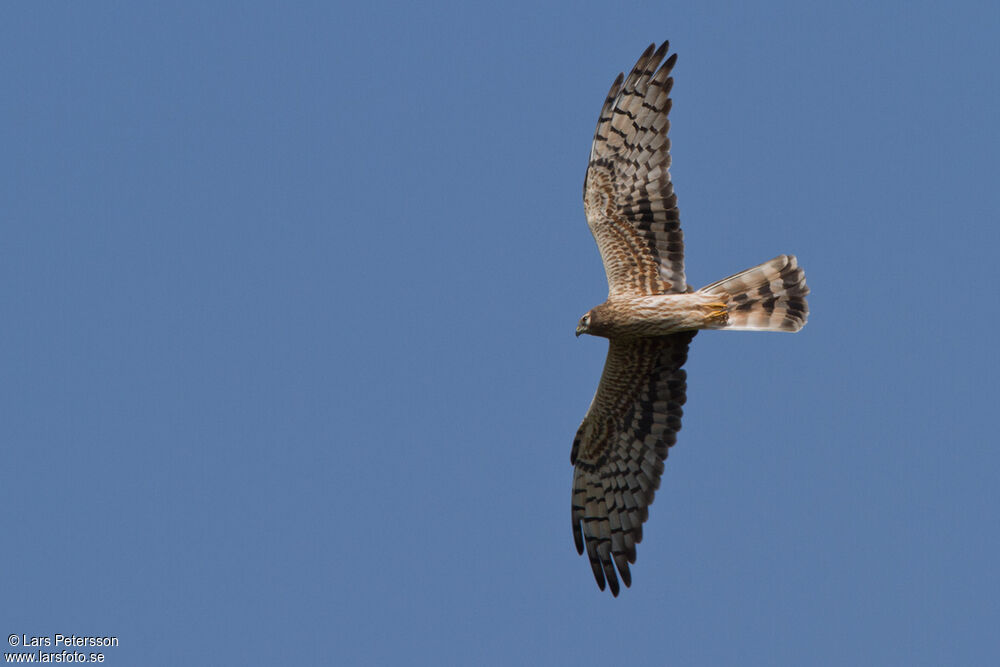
[698,255,809,332]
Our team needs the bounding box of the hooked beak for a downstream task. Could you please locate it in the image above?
[575,325,584,338]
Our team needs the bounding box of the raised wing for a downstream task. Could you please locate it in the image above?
[571,332,695,595]
[584,42,686,297]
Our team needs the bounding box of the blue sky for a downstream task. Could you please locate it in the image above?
[3,1,999,665]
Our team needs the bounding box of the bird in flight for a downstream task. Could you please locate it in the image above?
[572,41,809,596]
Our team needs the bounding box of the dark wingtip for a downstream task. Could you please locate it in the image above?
[573,521,584,555]
[652,41,669,63]
[592,560,607,591]
[602,558,620,597]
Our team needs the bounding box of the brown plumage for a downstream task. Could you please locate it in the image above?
[572,42,809,596]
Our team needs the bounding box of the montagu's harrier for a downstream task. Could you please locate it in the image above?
[572,42,809,596]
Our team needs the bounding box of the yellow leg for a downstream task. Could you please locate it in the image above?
[704,302,729,326]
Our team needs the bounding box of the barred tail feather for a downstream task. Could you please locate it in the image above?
[699,255,809,332]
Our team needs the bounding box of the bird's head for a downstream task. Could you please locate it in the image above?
[576,306,610,338]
